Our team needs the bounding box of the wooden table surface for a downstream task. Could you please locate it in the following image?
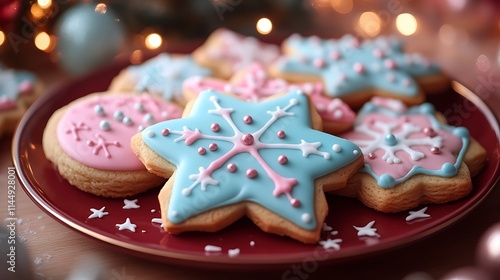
[2,10,500,279]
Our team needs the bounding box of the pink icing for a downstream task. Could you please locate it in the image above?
[0,99,17,111]
[205,29,280,72]
[342,113,463,179]
[183,63,356,125]
[56,94,182,170]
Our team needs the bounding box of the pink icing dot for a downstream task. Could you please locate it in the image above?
[243,115,253,124]
[431,147,441,154]
[423,127,437,137]
[313,59,326,69]
[162,128,170,136]
[209,143,218,151]
[227,163,237,173]
[198,147,206,155]
[353,63,365,74]
[368,152,376,159]
[290,198,301,208]
[246,168,258,179]
[277,130,286,139]
[384,59,397,69]
[373,48,384,58]
[330,50,341,60]
[278,155,288,165]
[350,38,360,48]
[18,81,34,94]
[211,123,220,132]
[241,134,254,146]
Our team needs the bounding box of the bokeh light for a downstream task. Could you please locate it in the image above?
[37,0,51,9]
[396,13,417,36]
[130,49,143,64]
[256,18,272,35]
[34,32,53,52]
[0,31,5,46]
[358,11,381,37]
[145,33,162,50]
[330,0,353,14]
[30,4,44,18]
[95,3,107,14]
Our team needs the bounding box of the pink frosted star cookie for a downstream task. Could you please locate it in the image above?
[0,65,43,137]
[332,97,487,212]
[43,92,183,198]
[183,63,355,134]
[192,28,280,79]
[131,89,364,243]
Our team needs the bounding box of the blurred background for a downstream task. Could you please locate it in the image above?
[0,0,499,113]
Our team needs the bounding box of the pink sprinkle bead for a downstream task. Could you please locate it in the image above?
[290,198,301,208]
[198,147,206,155]
[209,143,218,151]
[161,128,169,136]
[246,168,258,179]
[277,130,286,139]
[353,63,365,74]
[278,155,288,165]
[227,163,237,173]
[241,134,254,145]
[431,147,441,154]
[243,115,253,124]
[211,123,220,132]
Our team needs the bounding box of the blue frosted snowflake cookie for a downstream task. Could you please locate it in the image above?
[131,89,364,243]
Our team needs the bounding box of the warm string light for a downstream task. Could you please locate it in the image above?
[358,11,381,37]
[35,32,55,52]
[145,33,162,50]
[330,0,353,14]
[37,0,52,9]
[396,13,417,36]
[256,18,272,35]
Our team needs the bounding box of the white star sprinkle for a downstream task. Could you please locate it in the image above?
[123,199,140,209]
[322,223,333,231]
[353,221,379,237]
[228,248,240,257]
[88,207,108,219]
[319,238,342,250]
[406,207,431,221]
[116,218,137,232]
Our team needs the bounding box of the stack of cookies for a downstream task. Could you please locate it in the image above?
[43,28,487,244]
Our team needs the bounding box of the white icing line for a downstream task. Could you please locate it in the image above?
[353,221,379,237]
[319,238,342,250]
[88,206,108,219]
[116,218,137,232]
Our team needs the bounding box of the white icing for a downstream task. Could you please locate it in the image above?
[249,241,255,246]
[88,207,108,219]
[228,248,240,257]
[332,144,342,153]
[301,213,312,223]
[322,223,333,231]
[319,238,342,250]
[353,220,379,237]
[122,199,140,209]
[406,207,431,221]
[204,245,222,252]
[116,218,137,232]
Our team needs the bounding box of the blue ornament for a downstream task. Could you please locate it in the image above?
[55,4,125,76]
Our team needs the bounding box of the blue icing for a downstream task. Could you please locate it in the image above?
[129,53,212,101]
[278,34,441,98]
[0,64,36,104]
[354,101,470,188]
[142,90,361,230]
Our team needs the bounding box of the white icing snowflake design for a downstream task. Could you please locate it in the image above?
[142,90,361,230]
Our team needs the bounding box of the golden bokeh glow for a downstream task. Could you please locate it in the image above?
[130,50,143,64]
[256,18,273,35]
[358,11,381,37]
[145,33,162,50]
[35,32,52,52]
[0,31,5,46]
[30,4,44,18]
[37,0,52,9]
[330,0,353,14]
[396,13,417,36]
[95,3,107,14]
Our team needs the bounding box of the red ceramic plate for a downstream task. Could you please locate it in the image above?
[13,61,500,269]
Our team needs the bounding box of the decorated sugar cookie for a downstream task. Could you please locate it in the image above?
[108,53,212,105]
[0,65,42,137]
[192,28,280,79]
[131,89,363,243]
[270,34,449,109]
[43,93,183,198]
[183,63,356,134]
[332,97,487,213]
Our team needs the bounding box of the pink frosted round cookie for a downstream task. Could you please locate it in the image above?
[192,28,280,79]
[183,63,355,134]
[43,92,183,197]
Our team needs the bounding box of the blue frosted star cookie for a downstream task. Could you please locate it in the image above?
[131,89,363,243]
[270,34,448,108]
